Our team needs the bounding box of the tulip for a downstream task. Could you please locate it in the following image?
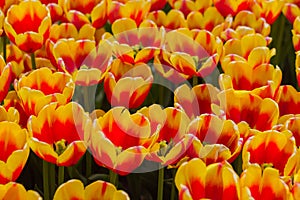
[175,158,240,199]
[283,3,300,24]
[214,89,279,131]
[14,67,74,116]
[174,83,220,119]
[242,129,296,174]
[240,164,292,199]
[104,60,153,108]
[213,0,250,16]
[293,17,300,51]
[27,102,91,166]
[168,0,212,16]
[90,107,150,175]
[186,114,243,164]
[147,10,187,30]
[4,0,51,53]
[0,121,29,184]
[53,179,129,200]
[0,55,12,103]
[0,182,42,199]
[275,85,300,116]
[250,0,284,24]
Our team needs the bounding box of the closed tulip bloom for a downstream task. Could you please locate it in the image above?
[27,102,91,166]
[275,85,300,116]
[243,129,296,175]
[0,182,41,199]
[53,179,129,200]
[283,3,300,24]
[0,121,29,184]
[213,0,250,16]
[0,56,12,103]
[175,158,240,199]
[4,0,52,53]
[240,164,292,199]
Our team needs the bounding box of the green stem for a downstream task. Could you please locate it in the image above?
[31,52,36,70]
[49,162,56,199]
[157,166,164,200]
[109,170,118,187]
[43,161,50,200]
[58,166,64,186]
[86,151,92,177]
[2,36,6,62]
[273,15,285,66]
[193,76,198,87]
[170,169,177,200]
[159,85,164,106]
[232,152,243,175]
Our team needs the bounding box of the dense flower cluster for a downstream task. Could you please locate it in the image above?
[0,0,299,199]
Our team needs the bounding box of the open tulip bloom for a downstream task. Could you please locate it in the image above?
[0,0,300,199]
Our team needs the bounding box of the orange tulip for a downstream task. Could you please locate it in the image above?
[174,83,220,119]
[0,182,42,199]
[53,179,129,200]
[90,107,150,175]
[242,129,296,174]
[214,89,279,131]
[186,114,243,164]
[240,164,292,199]
[104,60,152,108]
[175,158,240,199]
[4,0,52,53]
[27,102,91,166]
[0,55,12,103]
[14,67,74,116]
[0,121,29,184]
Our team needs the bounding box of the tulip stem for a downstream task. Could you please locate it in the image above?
[43,160,50,200]
[2,36,6,62]
[157,166,164,200]
[170,168,177,200]
[31,53,36,70]
[58,166,64,186]
[49,162,56,199]
[86,152,92,177]
[193,76,198,87]
[109,170,118,187]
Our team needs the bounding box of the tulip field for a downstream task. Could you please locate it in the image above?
[1,0,300,199]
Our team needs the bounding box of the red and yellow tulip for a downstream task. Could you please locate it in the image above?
[175,158,240,199]
[4,0,52,53]
[27,102,91,166]
[0,55,12,103]
[242,129,296,174]
[107,0,151,25]
[168,0,212,17]
[275,85,300,116]
[213,0,250,16]
[214,89,279,131]
[250,0,284,24]
[293,16,300,51]
[0,182,42,199]
[186,114,243,164]
[40,0,63,23]
[165,28,222,78]
[147,10,187,30]
[174,83,220,119]
[104,60,152,108]
[283,2,300,24]
[0,121,29,184]
[0,105,19,123]
[141,106,192,166]
[240,164,292,199]
[90,107,150,175]
[53,179,129,200]
[14,67,74,116]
